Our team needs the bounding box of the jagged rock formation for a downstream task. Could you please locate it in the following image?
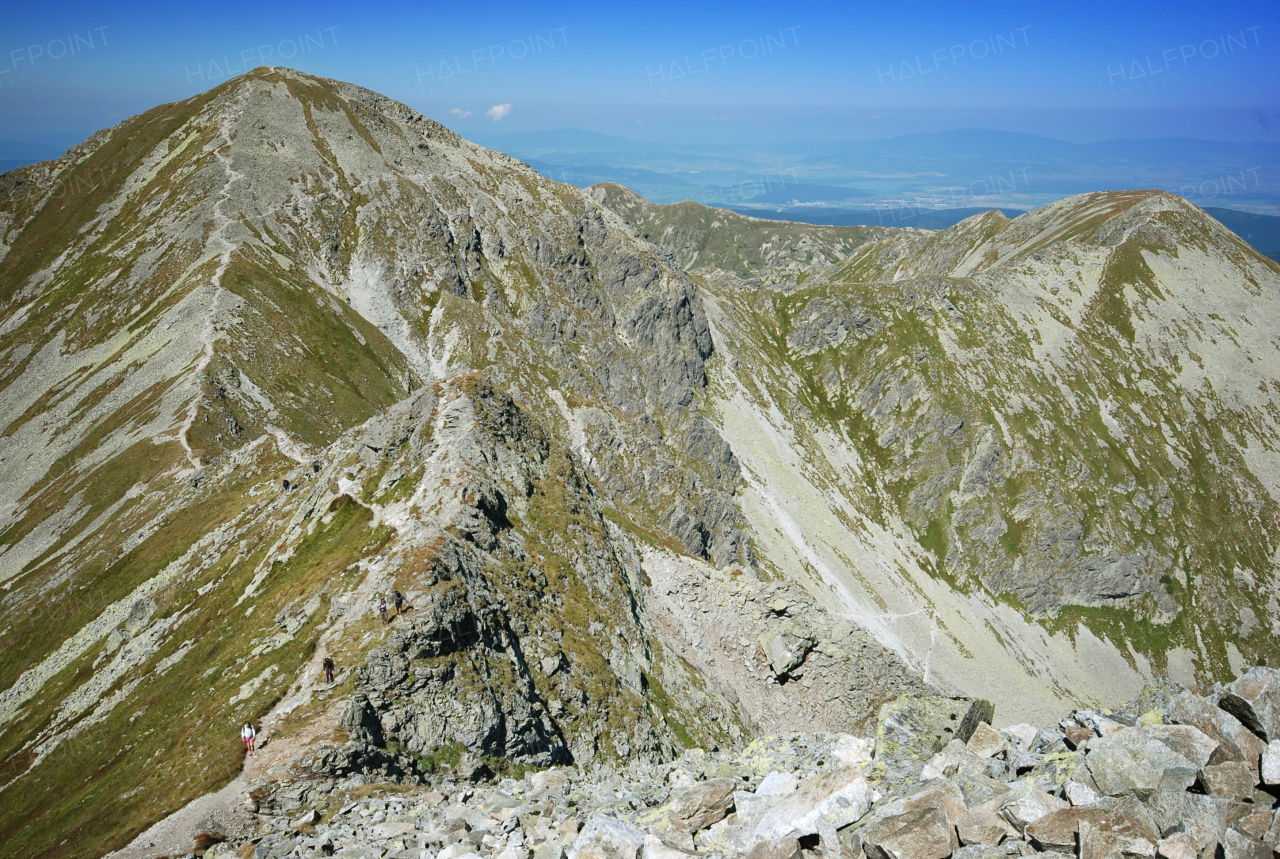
[1,68,1279,859]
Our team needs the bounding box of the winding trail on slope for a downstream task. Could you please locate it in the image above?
[178,90,247,470]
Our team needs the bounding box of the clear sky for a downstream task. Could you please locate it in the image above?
[1,0,1277,151]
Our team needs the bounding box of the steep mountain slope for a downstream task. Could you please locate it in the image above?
[601,189,1280,724]
[0,69,927,859]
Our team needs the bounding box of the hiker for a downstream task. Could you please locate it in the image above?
[322,655,335,683]
[377,595,389,624]
[241,722,257,757]
[393,589,406,616]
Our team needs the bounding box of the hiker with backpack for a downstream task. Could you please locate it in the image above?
[241,722,257,757]
[322,655,335,683]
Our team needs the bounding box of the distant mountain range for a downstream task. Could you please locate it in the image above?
[710,203,1280,260]
[473,127,1280,215]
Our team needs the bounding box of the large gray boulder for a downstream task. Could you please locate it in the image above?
[1219,668,1280,742]
[1025,807,1158,855]
[573,815,646,859]
[751,767,875,841]
[998,782,1068,834]
[861,806,955,859]
[1168,692,1266,780]
[1082,727,1200,798]
[1144,790,1236,847]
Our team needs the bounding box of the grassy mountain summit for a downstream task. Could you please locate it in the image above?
[0,69,1277,858]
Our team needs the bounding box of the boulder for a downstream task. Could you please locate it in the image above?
[831,735,873,769]
[640,834,697,859]
[752,767,875,841]
[1084,727,1200,798]
[1145,791,1235,847]
[1218,668,1280,742]
[1004,724,1040,752]
[1156,832,1199,859]
[956,699,997,744]
[1231,806,1273,841]
[1078,818,1156,859]
[339,695,385,746]
[953,771,1011,808]
[1025,807,1158,855]
[666,778,738,831]
[1198,761,1257,801]
[1143,724,1219,768]
[874,695,990,786]
[1262,740,1280,785]
[1065,726,1095,750]
[922,739,993,780]
[530,768,571,790]
[955,807,1018,847]
[574,815,646,859]
[292,809,321,829]
[862,806,955,859]
[998,782,1069,833]
[1222,827,1271,859]
[967,722,1007,758]
[1064,781,1099,807]
[758,629,813,679]
[743,837,801,859]
[1168,692,1266,780]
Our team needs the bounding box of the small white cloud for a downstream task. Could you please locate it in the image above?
[486,103,513,122]
[449,108,473,117]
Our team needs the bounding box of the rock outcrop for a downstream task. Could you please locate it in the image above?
[162,675,1280,859]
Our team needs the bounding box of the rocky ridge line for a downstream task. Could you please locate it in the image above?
[129,668,1280,859]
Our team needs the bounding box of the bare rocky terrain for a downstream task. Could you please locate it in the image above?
[0,68,1278,858]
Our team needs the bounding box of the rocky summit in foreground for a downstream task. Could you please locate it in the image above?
[129,673,1280,859]
[1,67,1280,859]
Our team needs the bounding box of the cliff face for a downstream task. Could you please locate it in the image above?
[1,68,1278,859]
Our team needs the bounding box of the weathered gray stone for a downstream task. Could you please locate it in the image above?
[1198,761,1257,801]
[574,815,646,859]
[967,722,1007,758]
[1084,727,1200,798]
[752,767,875,841]
[1156,832,1200,859]
[1222,827,1271,859]
[1219,668,1280,742]
[666,777,738,831]
[1143,725,1219,768]
[862,806,955,859]
[1169,692,1267,780]
[1261,739,1280,785]
[999,782,1069,833]
[1145,791,1235,846]
[955,807,1018,847]
[1064,781,1099,807]
[743,837,800,859]
[1026,807,1158,855]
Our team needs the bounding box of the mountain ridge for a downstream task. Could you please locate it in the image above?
[1,68,1278,859]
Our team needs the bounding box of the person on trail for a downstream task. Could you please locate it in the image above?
[378,595,389,624]
[241,722,257,757]
[322,656,335,683]
[393,589,406,616]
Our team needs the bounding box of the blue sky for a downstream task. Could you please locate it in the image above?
[1,0,1277,151]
